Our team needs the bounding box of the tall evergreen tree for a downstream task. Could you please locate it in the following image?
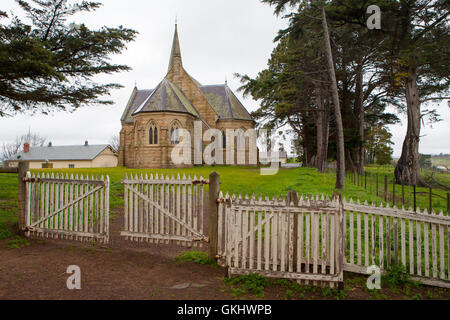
[0,0,137,116]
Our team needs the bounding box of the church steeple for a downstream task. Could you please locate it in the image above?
[168,23,182,73]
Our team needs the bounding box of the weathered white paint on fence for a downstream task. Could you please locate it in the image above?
[121,174,208,246]
[343,200,450,288]
[25,172,109,243]
[218,193,344,288]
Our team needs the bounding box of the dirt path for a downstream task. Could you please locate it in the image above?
[0,198,227,300]
[1,207,449,300]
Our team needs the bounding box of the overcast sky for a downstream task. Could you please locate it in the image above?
[0,0,449,157]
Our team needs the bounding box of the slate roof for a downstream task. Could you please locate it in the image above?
[200,84,253,121]
[11,145,114,161]
[121,89,154,123]
[132,79,200,117]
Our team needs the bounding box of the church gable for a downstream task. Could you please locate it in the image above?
[132,79,199,117]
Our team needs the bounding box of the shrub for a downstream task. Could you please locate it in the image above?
[224,273,270,298]
[174,251,214,265]
[382,264,415,288]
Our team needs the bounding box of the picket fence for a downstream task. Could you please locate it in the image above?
[121,174,209,246]
[217,193,345,288]
[24,172,110,243]
[216,191,450,289]
[343,199,450,288]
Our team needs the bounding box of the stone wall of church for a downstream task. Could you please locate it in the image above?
[119,114,257,168]
[121,112,196,168]
[217,119,256,166]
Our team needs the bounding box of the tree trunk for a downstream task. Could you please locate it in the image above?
[355,59,365,175]
[322,7,345,190]
[394,66,425,186]
[322,97,330,171]
[315,82,325,172]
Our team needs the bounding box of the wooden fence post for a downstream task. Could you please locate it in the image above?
[364,172,367,189]
[18,161,29,233]
[208,172,220,261]
[392,180,396,207]
[376,174,379,197]
[286,190,299,270]
[429,187,432,213]
[402,182,405,206]
[384,175,388,202]
[447,193,449,216]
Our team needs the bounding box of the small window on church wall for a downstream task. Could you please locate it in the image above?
[170,123,180,144]
[149,125,158,145]
[222,131,226,148]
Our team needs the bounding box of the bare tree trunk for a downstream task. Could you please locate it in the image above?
[322,97,330,171]
[315,82,324,172]
[394,66,426,186]
[322,7,345,190]
[355,58,365,175]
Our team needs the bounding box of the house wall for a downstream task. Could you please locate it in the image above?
[7,148,118,169]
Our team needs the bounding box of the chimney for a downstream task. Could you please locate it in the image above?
[84,140,89,146]
[48,142,52,147]
[24,143,30,153]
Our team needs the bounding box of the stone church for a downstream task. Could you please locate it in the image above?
[119,25,255,168]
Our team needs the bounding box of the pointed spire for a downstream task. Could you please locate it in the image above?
[168,23,182,72]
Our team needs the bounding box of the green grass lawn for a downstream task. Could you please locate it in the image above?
[1,166,387,238]
[0,173,18,239]
[26,166,390,210]
[1,166,448,283]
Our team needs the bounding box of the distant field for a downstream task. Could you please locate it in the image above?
[363,165,449,213]
[432,155,450,167]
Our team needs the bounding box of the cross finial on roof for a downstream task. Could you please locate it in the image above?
[175,15,177,25]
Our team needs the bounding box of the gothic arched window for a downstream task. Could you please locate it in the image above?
[149,122,158,145]
[170,121,181,145]
[222,130,226,149]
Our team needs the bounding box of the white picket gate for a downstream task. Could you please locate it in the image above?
[121,174,209,246]
[24,172,110,244]
[218,193,345,288]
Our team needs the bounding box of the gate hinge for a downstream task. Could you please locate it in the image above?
[192,179,210,185]
[216,198,231,204]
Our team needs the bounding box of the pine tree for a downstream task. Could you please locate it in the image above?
[0,0,137,116]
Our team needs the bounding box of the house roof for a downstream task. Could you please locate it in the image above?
[200,84,253,121]
[132,79,200,117]
[11,145,114,161]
